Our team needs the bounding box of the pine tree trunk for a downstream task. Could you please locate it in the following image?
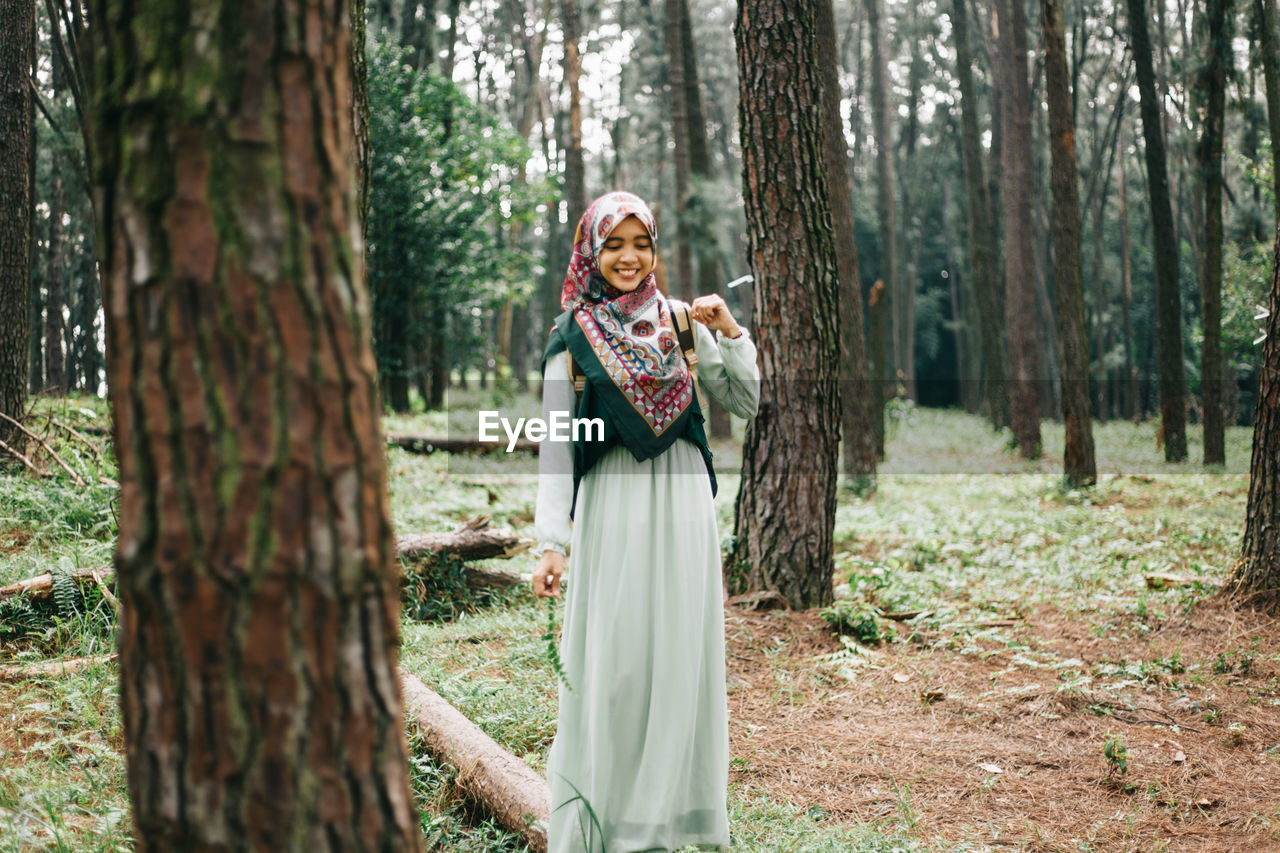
[1197,0,1228,465]
[84,0,422,846]
[1125,0,1187,461]
[27,255,41,394]
[864,0,894,445]
[896,14,923,401]
[1258,0,1280,226]
[561,0,587,228]
[1226,222,1280,606]
[996,0,1041,458]
[1042,0,1096,487]
[677,0,732,439]
[0,0,33,448]
[665,0,694,302]
[44,167,65,393]
[731,0,842,609]
[71,251,101,394]
[949,0,1008,428]
[815,0,874,489]
[1119,124,1138,421]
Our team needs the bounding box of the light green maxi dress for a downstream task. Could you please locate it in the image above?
[535,312,760,853]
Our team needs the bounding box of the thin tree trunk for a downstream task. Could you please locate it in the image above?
[677,0,731,438]
[949,0,1008,428]
[1119,123,1137,421]
[665,0,694,302]
[0,0,33,448]
[896,8,923,401]
[561,0,587,229]
[1258,0,1280,226]
[27,250,40,394]
[84,0,422,846]
[864,0,894,443]
[816,0,875,490]
[1197,0,1228,465]
[1042,0,1096,487]
[732,0,842,609]
[71,246,99,394]
[44,166,65,393]
[996,0,1041,458]
[1225,220,1280,607]
[1125,0,1187,461]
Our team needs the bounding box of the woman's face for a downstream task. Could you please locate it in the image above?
[597,215,655,293]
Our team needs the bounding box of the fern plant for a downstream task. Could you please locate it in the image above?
[543,595,573,693]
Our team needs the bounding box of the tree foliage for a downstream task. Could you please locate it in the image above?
[367,40,544,404]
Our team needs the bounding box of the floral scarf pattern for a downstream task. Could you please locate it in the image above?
[560,192,695,436]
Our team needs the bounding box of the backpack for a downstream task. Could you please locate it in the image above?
[566,299,706,414]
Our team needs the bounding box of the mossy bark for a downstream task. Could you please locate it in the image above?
[83,0,421,847]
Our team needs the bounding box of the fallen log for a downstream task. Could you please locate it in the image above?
[400,671,549,852]
[397,516,533,568]
[0,566,113,603]
[0,654,117,681]
[387,433,539,454]
[1144,572,1218,590]
[2,521,533,604]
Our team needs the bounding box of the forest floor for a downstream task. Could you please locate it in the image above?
[0,389,1273,852]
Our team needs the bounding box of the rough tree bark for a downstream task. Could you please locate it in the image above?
[1125,0,1187,461]
[0,0,33,449]
[1042,0,1096,487]
[815,0,875,490]
[83,0,422,847]
[731,0,842,608]
[995,0,1041,458]
[1225,221,1280,607]
[1197,0,1228,465]
[949,0,1008,428]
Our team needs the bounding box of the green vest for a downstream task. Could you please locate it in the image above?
[542,308,717,515]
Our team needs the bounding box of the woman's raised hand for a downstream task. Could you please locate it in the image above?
[689,294,742,339]
[532,550,566,598]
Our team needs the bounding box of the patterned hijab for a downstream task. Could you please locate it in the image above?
[560,192,696,436]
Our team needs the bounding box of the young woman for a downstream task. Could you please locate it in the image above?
[532,191,760,852]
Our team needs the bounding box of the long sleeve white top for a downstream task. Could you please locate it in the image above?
[533,316,760,556]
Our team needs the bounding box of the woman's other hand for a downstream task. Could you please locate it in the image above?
[690,294,742,339]
[532,550,565,597]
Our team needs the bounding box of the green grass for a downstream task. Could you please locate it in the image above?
[0,392,1260,850]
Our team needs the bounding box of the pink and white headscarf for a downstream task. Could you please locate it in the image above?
[560,192,696,436]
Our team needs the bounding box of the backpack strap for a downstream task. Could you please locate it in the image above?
[567,348,586,396]
[668,300,708,414]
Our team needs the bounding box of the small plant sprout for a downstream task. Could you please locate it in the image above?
[1103,736,1129,776]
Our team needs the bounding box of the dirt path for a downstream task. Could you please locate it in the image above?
[725,602,1280,852]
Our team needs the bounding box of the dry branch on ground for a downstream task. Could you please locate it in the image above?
[387,433,539,454]
[0,519,532,604]
[0,654,117,681]
[401,671,550,852]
